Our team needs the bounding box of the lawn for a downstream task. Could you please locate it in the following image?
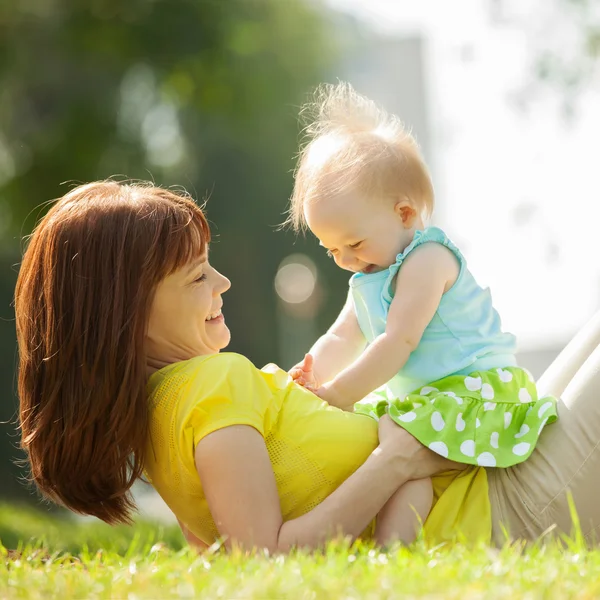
[2,503,600,599]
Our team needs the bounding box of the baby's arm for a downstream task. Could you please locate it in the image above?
[290,293,367,389]
[318,243,459,409]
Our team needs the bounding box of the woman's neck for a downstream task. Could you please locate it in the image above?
[145,349,218,377]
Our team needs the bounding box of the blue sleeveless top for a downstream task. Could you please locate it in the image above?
[349,227,517,399]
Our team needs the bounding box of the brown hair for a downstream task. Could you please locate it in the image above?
[15,180,210,524]
[287,82,435,231]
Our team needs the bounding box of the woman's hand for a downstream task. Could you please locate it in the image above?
[377,415,464,480]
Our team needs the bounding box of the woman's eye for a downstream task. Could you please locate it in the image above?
[194,274,207,283]
[349,241,363,249]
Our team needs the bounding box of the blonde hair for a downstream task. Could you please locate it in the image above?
[287,82,434,231]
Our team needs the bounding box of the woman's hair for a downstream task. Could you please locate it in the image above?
[15,180,210,524]
[287,82,435,231]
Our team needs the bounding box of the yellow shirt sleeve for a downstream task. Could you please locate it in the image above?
[176,353,272,447]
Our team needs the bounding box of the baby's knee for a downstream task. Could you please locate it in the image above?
[406,478,433,513]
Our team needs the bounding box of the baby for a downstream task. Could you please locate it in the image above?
[287,83,558,545]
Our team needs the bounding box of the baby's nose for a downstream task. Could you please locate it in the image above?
[338,252,356,271]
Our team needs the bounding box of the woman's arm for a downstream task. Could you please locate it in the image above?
[177,518,209,551]
[195,418,448,553]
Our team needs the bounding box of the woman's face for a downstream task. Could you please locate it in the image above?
[146,252,231,367]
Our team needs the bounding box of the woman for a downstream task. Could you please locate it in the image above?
[14,180,600,550]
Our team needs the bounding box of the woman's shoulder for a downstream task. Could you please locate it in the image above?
[149,353,275,442]
[148,353,267,409]
[187,352,267,390]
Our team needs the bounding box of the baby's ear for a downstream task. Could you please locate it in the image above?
[394,198,418,227]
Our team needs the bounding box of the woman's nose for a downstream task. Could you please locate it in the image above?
[214,270,231,295]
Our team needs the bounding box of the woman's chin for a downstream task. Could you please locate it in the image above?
[205,315,231,350]
[216,324,231,351]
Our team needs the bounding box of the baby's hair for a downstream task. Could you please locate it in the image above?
[287,82,434,231]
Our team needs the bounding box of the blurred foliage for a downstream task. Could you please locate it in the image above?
[0,502,183,554]
[0,0,352,502]
[530,0,600,114]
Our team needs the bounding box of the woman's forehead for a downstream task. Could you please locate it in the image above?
[182,252,208,274]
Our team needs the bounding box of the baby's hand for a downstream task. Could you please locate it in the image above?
[289,353,318,391]
[313,382,348,409]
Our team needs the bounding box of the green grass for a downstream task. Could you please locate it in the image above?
[2,503,600,599]
[0,502,185,556]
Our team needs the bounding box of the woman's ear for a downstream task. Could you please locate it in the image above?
[394,199,418,228]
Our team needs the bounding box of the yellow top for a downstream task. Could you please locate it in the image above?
[144,353,491,545]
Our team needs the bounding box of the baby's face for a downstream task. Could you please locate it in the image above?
[304,191,416,274]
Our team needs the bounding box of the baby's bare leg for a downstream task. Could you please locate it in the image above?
[375,478,433,546]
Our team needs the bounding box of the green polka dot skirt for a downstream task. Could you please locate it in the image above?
[355,367,558,468]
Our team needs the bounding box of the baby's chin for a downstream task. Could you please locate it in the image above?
[360,264,386,274]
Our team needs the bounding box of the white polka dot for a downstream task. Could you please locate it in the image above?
[476,418,481,428]
[477,452,496,466]
[484,402,497,411]
[538,401,554,419]
[460,439,475,457]
[420,386,438,395]
[518,388,532,403]
[429,441,449,457]
[514,424,530,439]
[465,376,482,391]
[481,383,495,400]
[455,413,466,432]
[504,412,513,429]
[490,432,499,449]
[538,417,549,435]
[513,442,531,456]
[431,411,445,432]
[443,392,463,405]
[497,368,513,382]
[397,411,416,422]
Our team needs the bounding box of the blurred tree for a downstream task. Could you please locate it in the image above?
[525,0,600,114]
[537,0,599,93]
[0,0,339,501]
